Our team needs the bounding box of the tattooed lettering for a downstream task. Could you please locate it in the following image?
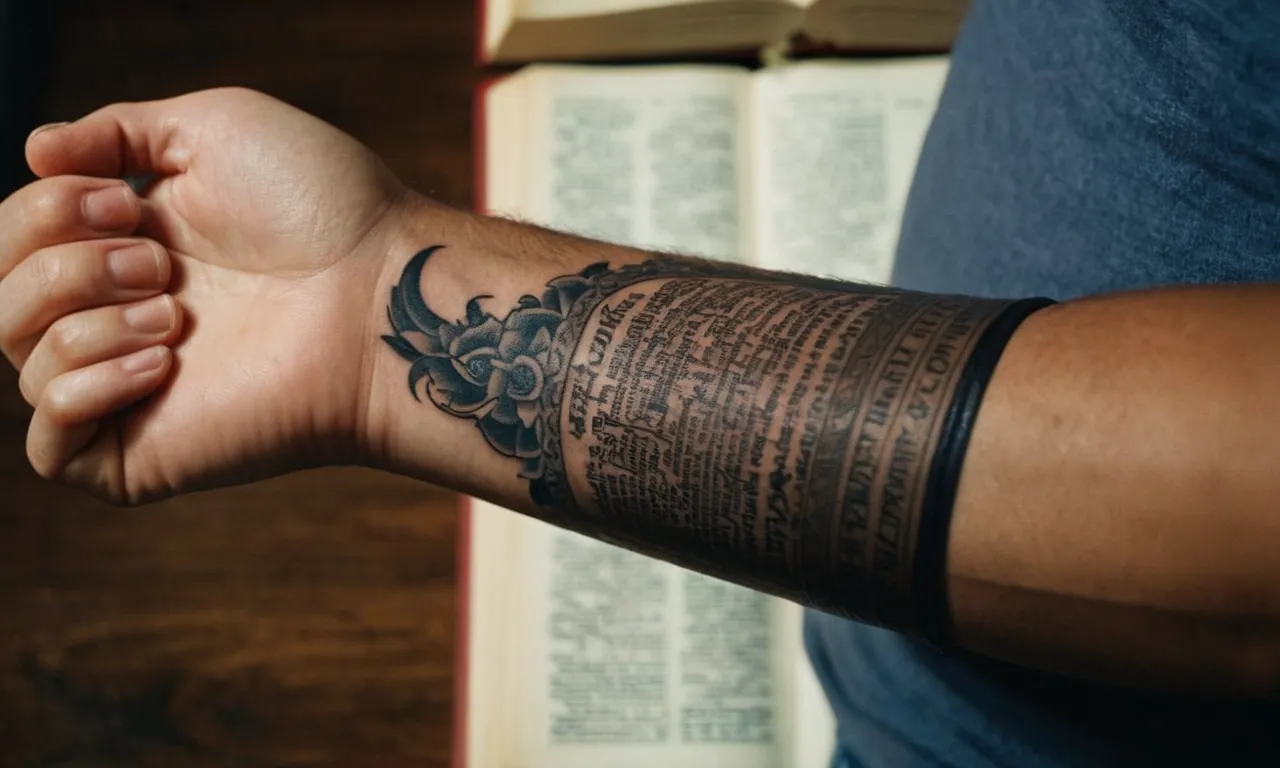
[384,246,1030,631]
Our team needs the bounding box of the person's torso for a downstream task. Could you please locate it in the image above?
[809,1,1280,765]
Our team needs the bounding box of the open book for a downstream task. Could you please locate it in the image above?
[462,58,948,768]
[481,0,968,63]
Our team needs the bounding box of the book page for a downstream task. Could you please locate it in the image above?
[484,65,814,768]
[510,524,790,768]
[751,57,949,284]
[525,66,752,262]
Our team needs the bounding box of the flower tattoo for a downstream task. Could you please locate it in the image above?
[382,246,605,480]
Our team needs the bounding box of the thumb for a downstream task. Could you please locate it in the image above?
[26,98,191,179]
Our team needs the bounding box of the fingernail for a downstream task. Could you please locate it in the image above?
[83,185,138,231]
[121,346,169,375]
[28,121,70,141]
[107,242,164,289]
[123,296,175,334]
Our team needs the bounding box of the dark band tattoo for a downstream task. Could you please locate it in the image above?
[383,246,1049,640]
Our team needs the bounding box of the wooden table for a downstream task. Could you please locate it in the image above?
[0,1,483,764]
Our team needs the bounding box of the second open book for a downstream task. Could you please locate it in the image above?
[483,0,967,61]
[463,58,948,768]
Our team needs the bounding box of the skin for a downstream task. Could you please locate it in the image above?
[1,89,1278,695]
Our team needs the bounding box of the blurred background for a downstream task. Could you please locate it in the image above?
[0,1,479,765]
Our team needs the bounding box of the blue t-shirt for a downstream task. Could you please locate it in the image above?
[807,0,1280,765]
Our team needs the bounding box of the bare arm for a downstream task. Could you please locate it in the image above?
[7,90,1273,698]
[950,285,1280,693]
[365,198,1280,696]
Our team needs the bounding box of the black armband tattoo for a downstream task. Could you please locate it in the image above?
[383,246,1051,644]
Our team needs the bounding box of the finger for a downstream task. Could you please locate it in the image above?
[26,99,190,179]
[19,295,182,407]
[27,345,172,480]
[0,238,170,366]
[0,176,141,278]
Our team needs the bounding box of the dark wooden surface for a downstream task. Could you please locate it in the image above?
[0,1,482,765]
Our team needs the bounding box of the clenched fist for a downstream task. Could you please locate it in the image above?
[0,88,414,503]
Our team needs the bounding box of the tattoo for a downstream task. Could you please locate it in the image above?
[384,246,1036,632]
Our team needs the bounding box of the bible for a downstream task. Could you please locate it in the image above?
[459,58,948,767]
[480,0,967,63]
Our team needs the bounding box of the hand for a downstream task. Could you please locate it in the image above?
[0,88,412,503]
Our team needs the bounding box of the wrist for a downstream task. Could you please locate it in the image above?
[350,200,655,498]
[355,192,468,475]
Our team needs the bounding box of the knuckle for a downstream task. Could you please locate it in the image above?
[39,383,77,426]
[32,248,68,299]
[46,316,86,360]
[33,247,96,308]
[25,181,74,234]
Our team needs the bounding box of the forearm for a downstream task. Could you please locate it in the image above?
[362,196,1036,640]
[363,196,1280,693]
